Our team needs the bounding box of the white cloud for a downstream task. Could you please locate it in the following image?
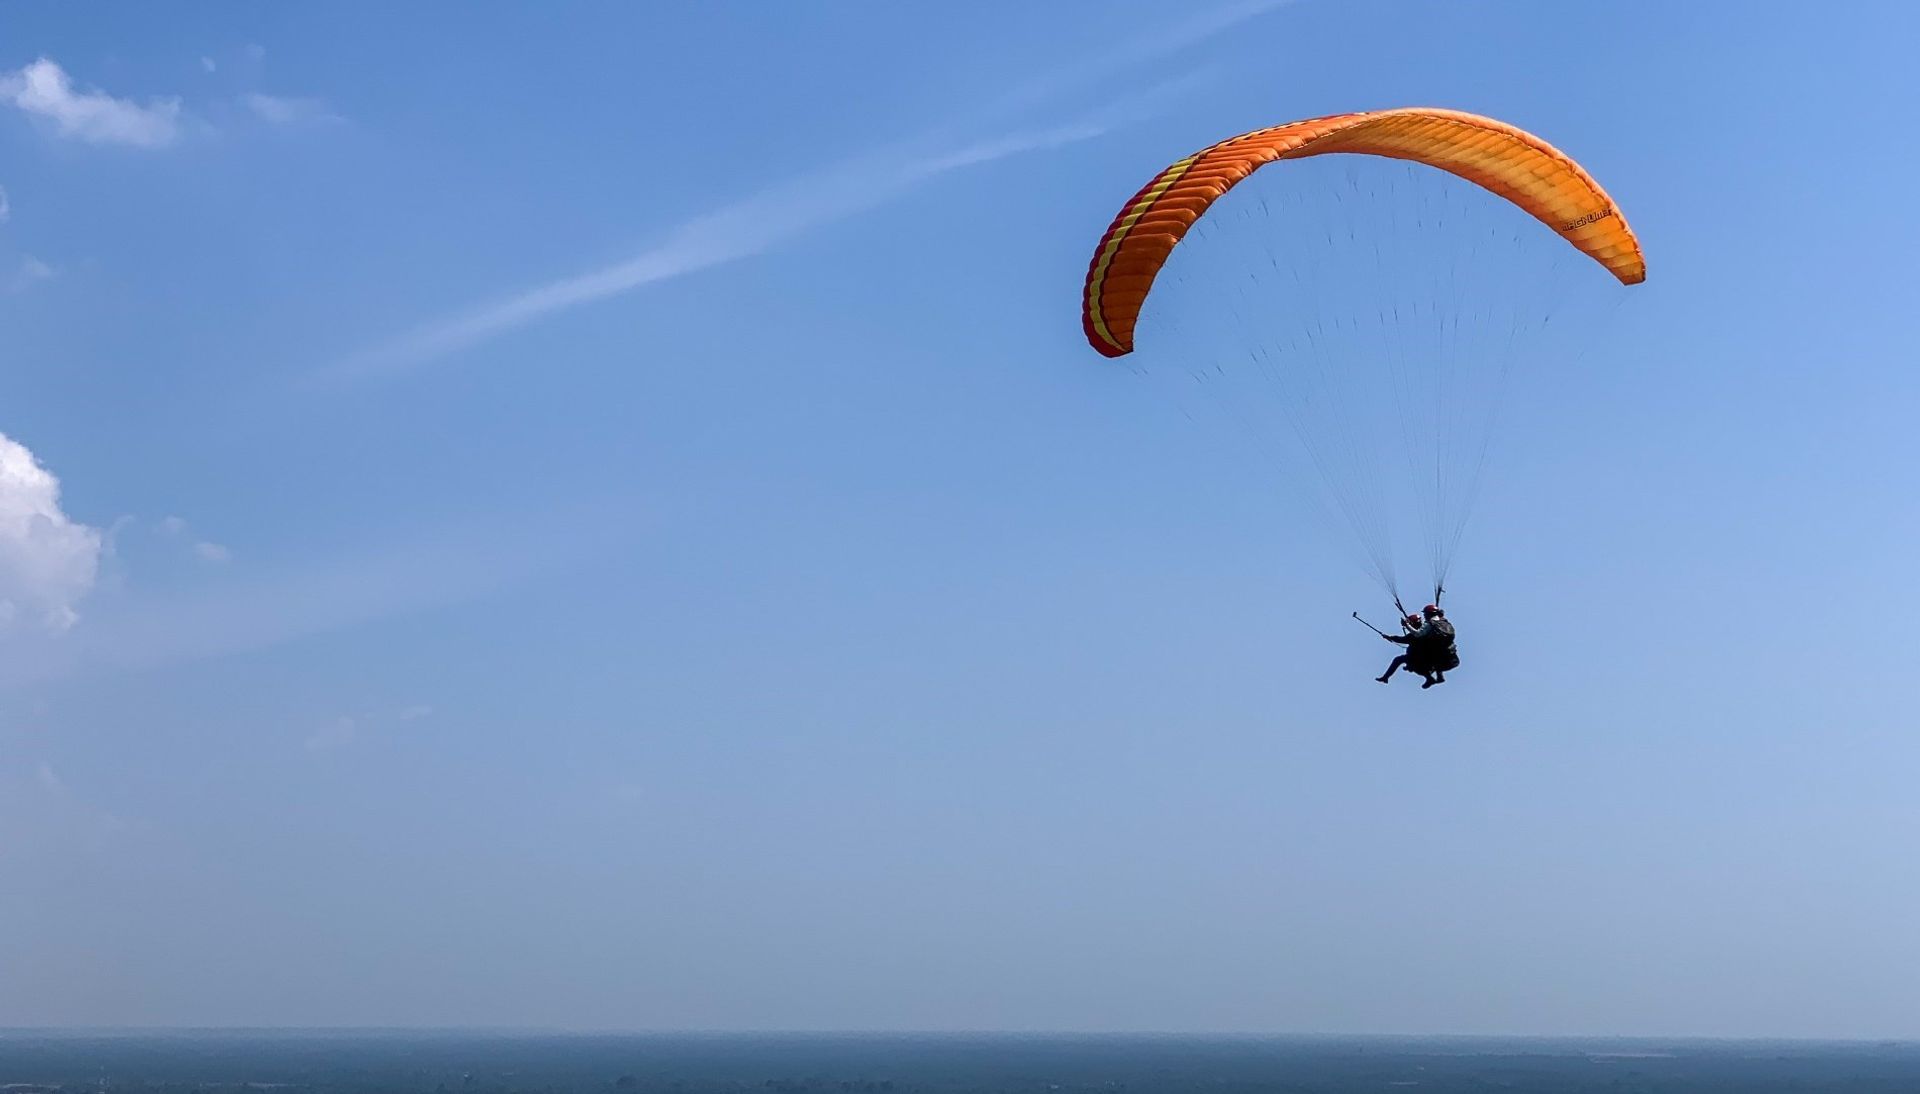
[242,92,343,127]
[0,185,9,224]
[201,57,217,74]
[35,760,64,794]
[0,433,102,631]
[0,59,182,148]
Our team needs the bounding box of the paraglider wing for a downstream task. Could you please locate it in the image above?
[1081,107,1646,358]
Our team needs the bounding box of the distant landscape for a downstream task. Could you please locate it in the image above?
[3,1034,1920,1094]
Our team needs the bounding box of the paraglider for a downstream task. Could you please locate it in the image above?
[1082,107,1644,359]
[1376,604,1458,689]
[1080,108,1644,686]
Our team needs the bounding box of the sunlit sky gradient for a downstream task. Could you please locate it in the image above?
[2,1,1918,1037]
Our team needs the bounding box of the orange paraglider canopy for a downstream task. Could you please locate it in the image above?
[1081,107,1645,357]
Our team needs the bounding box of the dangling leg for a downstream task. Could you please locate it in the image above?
[1377,654,1408,683]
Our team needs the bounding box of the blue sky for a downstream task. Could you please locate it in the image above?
[2,1,1918,1036]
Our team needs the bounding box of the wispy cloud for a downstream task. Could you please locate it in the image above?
[0,185,9,224]
[2,506,599,689]
[243,92,344,128]
[305,716,357,752]
[157,515,232,564]
[4,256,53,294]
[972,0,1296,123]
[0,58,182,148]
[322,117,1125,383]
[322,2,1288,383]
[0,490,615,691]
[306,703,434,752]
[2,755,135,858]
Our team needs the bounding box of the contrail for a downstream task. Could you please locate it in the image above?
[319,2,1295,383]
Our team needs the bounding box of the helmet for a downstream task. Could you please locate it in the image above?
[1422,604,1442,617]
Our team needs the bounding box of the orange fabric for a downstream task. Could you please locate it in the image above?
[1081,108,1646,357]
